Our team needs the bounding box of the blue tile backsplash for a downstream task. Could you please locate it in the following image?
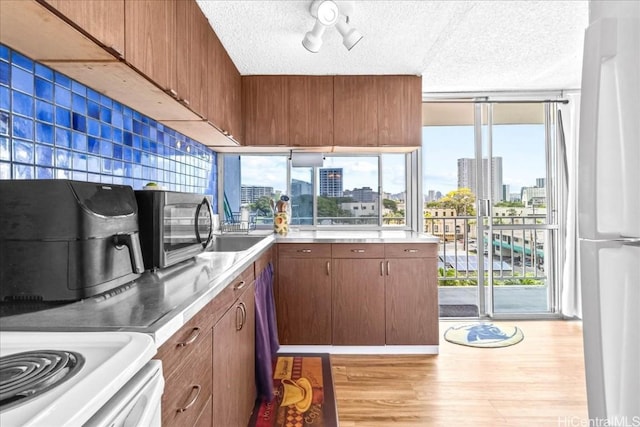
[0,44,218,212]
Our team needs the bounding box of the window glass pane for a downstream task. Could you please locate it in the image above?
[382,153,406,227]
[291,167,313,225]
[226,155,287,226]
[318,156,378,226]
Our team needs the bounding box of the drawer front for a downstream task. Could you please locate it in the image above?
[385,243,437,258]
[278,243,331,258]
[162,331,213,427]
[209,264,255,326]
[156,310,213,378]
[332,243,384,258]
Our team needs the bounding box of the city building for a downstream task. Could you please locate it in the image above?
[319,168,343,197]
[344,186,377,203]
[291,178,312,199]
[240,185,273,204]
[457,157,504,201]
[521,186,546,206]
[536,178,546,188]
[340,202,378,217]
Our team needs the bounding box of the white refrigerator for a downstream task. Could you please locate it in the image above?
[578,0,640,420]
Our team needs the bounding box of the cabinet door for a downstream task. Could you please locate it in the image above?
[377,76,422,147]
[125,0,176,94]
[207,29,242,140]
[44,0,125,57]
[332,258,385,345]
[278,257,332,344]
[213,282,256,427]
[288,76,334,146]
[176,0,208,116]
[242,76,288,146]
[385,257,439,345]
[333,76,378,146]
[237,283,256,424]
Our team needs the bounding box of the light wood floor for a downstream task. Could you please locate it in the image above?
[331,320,588,426]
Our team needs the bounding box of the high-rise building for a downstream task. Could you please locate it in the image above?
[502,184,510,201]
[536,178,546,188]
[457,157,503,201]
[319,168,343,197]
[241,185,273,204]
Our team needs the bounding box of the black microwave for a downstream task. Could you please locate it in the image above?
[134,190,213,270]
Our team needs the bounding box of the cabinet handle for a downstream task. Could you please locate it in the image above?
[234,280,247,291]
[351,249,365,253]
[297,249,312,253]
[386,261,390,276]
[380,261,384,276]
[177,327,200,347]
[240,302,247,327]
[235,305,243,331]
[326,261,330,276]
[404,249,419,253]
[177,385,201,413]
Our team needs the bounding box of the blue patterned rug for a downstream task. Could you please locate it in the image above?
[444,323,524,348]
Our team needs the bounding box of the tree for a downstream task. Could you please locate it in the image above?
[383,198,398,213]
[437,188,476,215]
[251,196,273,216]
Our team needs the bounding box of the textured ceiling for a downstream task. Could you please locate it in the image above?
[196,0,588,93]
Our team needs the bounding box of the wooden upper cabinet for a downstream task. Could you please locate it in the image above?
[176,0,208,117]
[208,29,243,142]
[124,0,177,94]
[43,0,125,57]
[242,76,288,146]
[377,75,422,146]
[288,76,334,146]
[333,76,379,147]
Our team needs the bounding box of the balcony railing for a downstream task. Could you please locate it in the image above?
[424,216,547,287]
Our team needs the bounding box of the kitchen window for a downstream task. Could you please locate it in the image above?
[222,153,409,229]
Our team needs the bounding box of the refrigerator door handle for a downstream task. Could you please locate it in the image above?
[578,18,618,240]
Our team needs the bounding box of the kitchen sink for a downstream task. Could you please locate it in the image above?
[207,234,268,252]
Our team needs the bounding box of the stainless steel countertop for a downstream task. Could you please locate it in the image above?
[0,230,437,348]
[0,233,276,347]
[275,230,439,243]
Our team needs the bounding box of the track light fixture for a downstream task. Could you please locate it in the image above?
[302,0,363,53]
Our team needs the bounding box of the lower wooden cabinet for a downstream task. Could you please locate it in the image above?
[156,315,213,427]
[212,281,256,427]
[332,258,386,345]
[156,262,259,427]
[277,242,439,346]
[384,243,438,345]
[277,244,332,344]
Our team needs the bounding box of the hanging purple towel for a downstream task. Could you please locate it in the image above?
[254,262,279,401]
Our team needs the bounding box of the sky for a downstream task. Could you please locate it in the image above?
[423,124,546,197]
[239,123,547,198]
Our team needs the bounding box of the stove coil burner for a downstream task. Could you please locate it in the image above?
[0,350,85,411]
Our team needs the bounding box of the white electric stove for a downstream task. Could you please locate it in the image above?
[0,331,161,427]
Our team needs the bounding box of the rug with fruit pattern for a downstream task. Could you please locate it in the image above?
[248,353,338,427]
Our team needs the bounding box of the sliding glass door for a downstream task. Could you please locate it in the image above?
[423,100,562,318]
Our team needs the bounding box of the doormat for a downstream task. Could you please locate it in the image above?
[439,304,479,317]
[249,353,338,427]
[444,323,524,348]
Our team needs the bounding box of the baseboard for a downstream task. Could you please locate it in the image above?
[278,345,439,355]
